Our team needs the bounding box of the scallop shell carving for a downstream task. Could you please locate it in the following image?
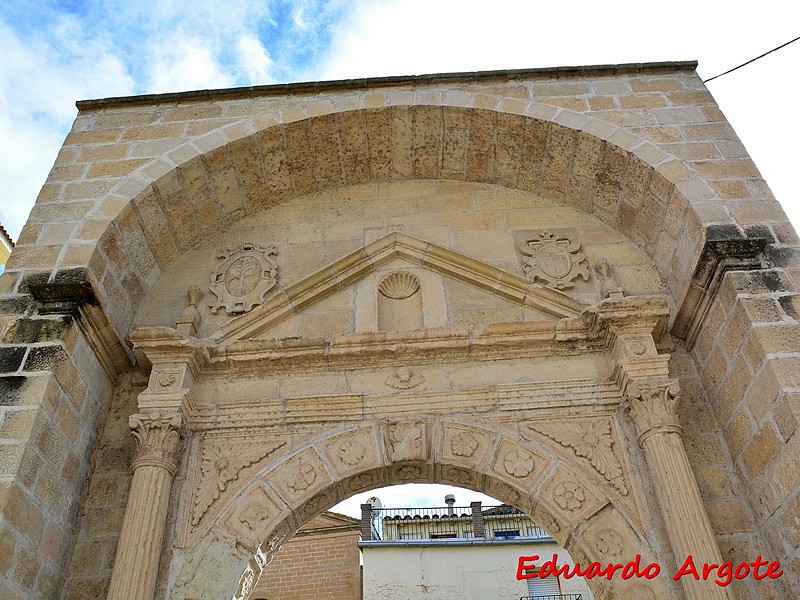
[378,271,421,299]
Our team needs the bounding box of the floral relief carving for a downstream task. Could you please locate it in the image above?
[337,440,366,467]
[517,231,590,289]
[552,481,585,513]
[526,419,628,495]
[237,494,274,533]
[192,438,287,526]
[504,450,535,478]
[287,461,318,492]
[156,371,178,388]
[443,466,473,485]
[594,528,624,557]
[385,367,425,390]
[395,464,423,480]
[208,243,278,315]
[450,431,479,458]
[489,481,521,505]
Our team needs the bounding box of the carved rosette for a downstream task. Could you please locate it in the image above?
[129,412,183,475]
[625,380,683,446]
[517,231,590,289]
[208,243,278,315]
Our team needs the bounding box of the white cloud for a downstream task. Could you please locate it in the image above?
[236,35,275,84]
[147,35,236,93]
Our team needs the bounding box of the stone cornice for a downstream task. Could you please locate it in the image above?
[76,61,699,110]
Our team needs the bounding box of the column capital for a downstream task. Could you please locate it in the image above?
[129,411,183,475]
[624,379,682,446]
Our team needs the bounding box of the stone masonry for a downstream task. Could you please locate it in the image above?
[0,61,797,599]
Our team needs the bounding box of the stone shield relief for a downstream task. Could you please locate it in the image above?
[209,243,278,315]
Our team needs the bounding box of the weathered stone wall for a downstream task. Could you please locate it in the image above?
[0,62,798,598]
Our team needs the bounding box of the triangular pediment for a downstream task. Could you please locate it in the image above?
[209,232,588,344]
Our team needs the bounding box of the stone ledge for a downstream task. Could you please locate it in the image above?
[76,61,700,110]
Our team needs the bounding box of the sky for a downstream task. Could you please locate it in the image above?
[0,1,798,514]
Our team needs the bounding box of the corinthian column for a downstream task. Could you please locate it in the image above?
[107,412,183,600]
[626,381,732,600]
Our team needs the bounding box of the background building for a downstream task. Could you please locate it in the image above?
[252,511,361,600]
[360,496,591,599]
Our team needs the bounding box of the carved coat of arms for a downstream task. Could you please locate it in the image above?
[209,243,278,315]
[517,231,590,289]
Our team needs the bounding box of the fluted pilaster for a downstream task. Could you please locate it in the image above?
[626,381,732,600]
[107,412,182,600]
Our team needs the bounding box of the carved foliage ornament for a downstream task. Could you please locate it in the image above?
[209,243,278,315]
[450,431,479,458]
[129,412,182,474]
[527,419,628,496]
[625,380,682,445]
[518,231,590,289]
[192,439,287,526]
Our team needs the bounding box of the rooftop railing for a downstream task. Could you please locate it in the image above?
[360,502,552,542]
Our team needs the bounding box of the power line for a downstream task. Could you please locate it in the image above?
[704,35,800,83]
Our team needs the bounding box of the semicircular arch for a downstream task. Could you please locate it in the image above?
[170,416,669,600]
[91,96,717,338]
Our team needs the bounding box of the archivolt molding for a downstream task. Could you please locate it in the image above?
[168,414,661,600]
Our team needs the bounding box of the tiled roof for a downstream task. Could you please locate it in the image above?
[0,223,14,248]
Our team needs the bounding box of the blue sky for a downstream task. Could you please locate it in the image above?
[1,0,798,513]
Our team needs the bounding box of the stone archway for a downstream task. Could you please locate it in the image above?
[69,99,712,343]
[168,416,665,600]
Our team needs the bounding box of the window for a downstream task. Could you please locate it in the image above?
[494,529,520,538]
[526,573,560,597]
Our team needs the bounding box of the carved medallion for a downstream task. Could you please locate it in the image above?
[192,438,286,526]
[516,231,590,289]
[337,440,366,467]
[526,419,628,495]
[385,367,425,390]
[208,243,278,315]
[594,528,624,558]
[450,432,479,458]
[552,481,585,512]
[287,461,318,492]
[504,449,535,478]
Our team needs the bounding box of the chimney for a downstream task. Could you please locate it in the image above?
[445,494,455,516]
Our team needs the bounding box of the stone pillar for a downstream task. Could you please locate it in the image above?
[626,380,732,600]
[107,412,182,600]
